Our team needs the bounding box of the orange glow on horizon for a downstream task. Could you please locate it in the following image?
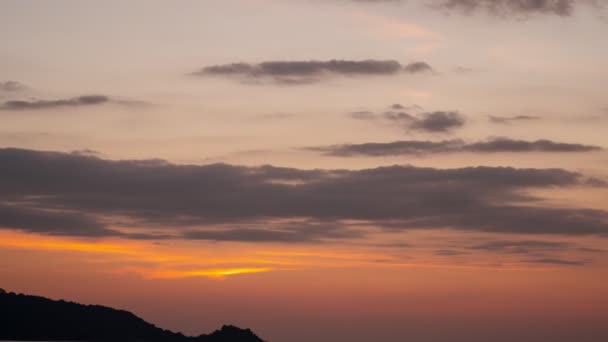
[148,267,275,279]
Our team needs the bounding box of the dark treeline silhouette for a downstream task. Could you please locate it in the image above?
[0,289,266,342]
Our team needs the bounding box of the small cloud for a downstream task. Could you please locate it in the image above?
[403,61,433,73]
[524,258,587,266]
[0,81,26,92]
[384,110,465,132]
[471,240,572,254]
[0,95,110,111]
[192,60,433,85]
[407,111,465,132]
[435,249,469,256]
[489,115,541,124]
[348,104,465,133]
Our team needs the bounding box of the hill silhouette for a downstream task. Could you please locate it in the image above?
[0,288,266,342]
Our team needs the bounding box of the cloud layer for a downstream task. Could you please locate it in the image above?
[310,138,602,156]
[0,148,607,242]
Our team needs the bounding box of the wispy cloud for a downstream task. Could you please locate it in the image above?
[0,81,26,92]
[523,258,587,266]
[0,95,110,111]
[307,138,602,157]
[351,0,603,17]
[489,115,541,124]
[470,240,572,254]
[429,0,600,17]
[193,60,432,85]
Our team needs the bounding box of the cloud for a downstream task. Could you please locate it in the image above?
[466,138,601,152]
[489,115,541,124]
[183,221,363,243]
[193,60,432,84]
[350,0,603,17]
[0,203,111,237]
[406,111,466,132]
[0,95,110,111]
[435,249,469,256]
[310,139,462,156]
[430,0,594,17]
[403,61,433,73]
[0,81,26,92]
[524,258,587,266]
[356,105,466,133]
[308,138,602,156]
[0,148,607,241]
[470,240,572,254]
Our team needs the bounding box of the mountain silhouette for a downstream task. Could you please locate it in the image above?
[0,288,266,342]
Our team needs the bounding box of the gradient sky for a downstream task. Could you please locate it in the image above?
[1,1,608,341]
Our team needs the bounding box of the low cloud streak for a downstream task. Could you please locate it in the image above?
[0,95,110,111]
[309,138,602,156]
[194,60,432,84]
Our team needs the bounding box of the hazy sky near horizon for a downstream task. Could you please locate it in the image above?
[1,1,608,341]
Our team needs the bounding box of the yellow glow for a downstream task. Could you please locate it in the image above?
[149,267,274,279]
[0,233,133,255]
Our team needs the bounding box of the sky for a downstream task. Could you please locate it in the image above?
[1,0,608,341]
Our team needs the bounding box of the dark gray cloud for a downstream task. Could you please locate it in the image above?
[310,139,462,156]
[308,138,602,156]
[489,115,541,124]
[362,105,466,132]
[524,258,587,266]
[470,240,572,254]
[183,221,363,243]
[0,147,607,242]
[0,202,166,240]
[467,138,601,152]
[0,203,110,237]
[403,61,433,73]
[193,60,432,84]
[0,95,110,111]
[0,81,26,92]
[406,111,466,132]
[431,0,592,17]
[435,249,469,256]
[351,0,603,17]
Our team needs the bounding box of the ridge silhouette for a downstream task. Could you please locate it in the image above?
[0,288,266,342]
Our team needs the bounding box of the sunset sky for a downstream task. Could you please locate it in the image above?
[1,1,608,341]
